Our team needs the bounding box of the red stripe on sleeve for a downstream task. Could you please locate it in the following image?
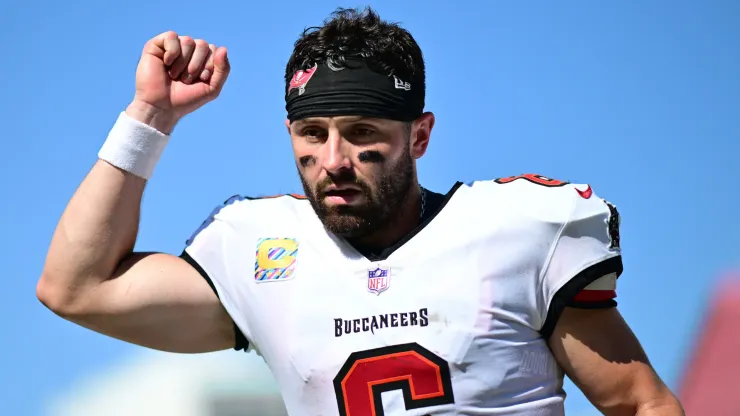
[573,289,617,303]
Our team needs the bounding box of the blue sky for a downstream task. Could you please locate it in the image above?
[2,0,738,414]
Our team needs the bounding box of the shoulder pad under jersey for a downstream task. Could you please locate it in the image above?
[185,192,308,247]
[486,173,618,233]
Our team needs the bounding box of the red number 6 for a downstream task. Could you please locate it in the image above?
[494,173,568,187]
[333,343,455,416]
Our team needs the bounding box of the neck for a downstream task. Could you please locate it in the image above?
[352,185,423,250]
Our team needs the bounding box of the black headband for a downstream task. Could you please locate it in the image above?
[284,59,424,122]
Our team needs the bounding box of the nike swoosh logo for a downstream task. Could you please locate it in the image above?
[576,185,593,199]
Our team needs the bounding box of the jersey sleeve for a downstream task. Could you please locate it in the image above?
[179,195,252,351]
[539,186,623,338]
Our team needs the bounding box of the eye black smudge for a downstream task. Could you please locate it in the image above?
[299,156,316,167]
[358,150,385,164]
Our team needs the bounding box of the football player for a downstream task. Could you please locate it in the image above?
[38,7,684,416]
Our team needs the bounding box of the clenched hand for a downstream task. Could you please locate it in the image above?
[126,31,231,134]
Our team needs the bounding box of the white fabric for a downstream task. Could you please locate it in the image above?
[183,179,622,415]
[583,272,617,291]
[98,111,170,179]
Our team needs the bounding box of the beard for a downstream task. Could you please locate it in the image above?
[299,144,415,240]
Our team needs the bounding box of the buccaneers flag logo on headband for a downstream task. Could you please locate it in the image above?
[288,64,318,96]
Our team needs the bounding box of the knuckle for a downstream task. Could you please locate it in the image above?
[163,30,178,39]
[194,39,208,47]
[180,36,194,45]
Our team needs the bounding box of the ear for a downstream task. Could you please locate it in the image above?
[285,119,292,134]
[409,112,435,159]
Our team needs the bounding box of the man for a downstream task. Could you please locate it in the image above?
[37,7,683,416]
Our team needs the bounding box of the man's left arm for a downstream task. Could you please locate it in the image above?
[548,307,684,415]
[537,184,683,415]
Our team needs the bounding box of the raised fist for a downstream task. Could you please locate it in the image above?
[126,31,231,134]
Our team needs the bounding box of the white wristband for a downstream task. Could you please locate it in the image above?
[98,112,170,180]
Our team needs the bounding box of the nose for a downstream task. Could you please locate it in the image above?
[320,129,352,173]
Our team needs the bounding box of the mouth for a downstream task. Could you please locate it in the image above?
[322,188,364,205]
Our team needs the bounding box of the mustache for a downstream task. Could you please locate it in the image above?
[315,171,372,198]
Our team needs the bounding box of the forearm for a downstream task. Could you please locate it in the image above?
[39,159,146,310]
[592,387,684,416]
[579,368,684,416]
[634,394,685,416]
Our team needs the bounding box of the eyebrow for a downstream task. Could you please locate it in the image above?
[291,119,321,128]
[293,116,379,128]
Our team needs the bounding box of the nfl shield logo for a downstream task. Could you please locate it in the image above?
[367,266,391,295]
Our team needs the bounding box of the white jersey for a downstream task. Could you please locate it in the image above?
[182,174,623,416]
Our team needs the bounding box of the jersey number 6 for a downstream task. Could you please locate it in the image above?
[494,173,568,187]
[333,343,455,416]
